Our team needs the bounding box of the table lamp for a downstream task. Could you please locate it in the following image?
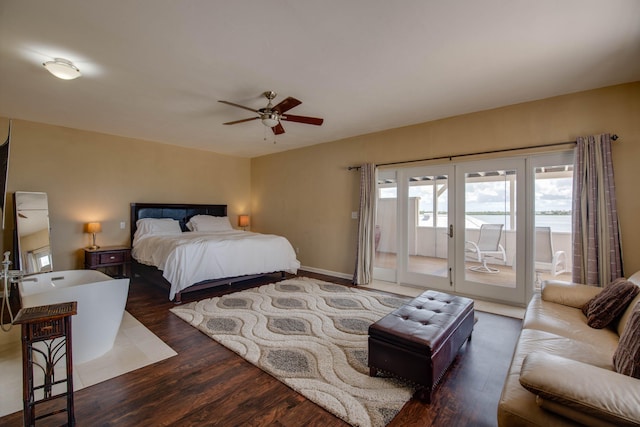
[238,215,249,231]
[86,222,102,249]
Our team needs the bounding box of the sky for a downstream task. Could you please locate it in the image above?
[381,176,573,213]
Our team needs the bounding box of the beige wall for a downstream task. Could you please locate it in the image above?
[251,82,640,277]
[1,82,638,278]
[0,119,251,271]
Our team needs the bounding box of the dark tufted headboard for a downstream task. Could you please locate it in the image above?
[130,202,227,244]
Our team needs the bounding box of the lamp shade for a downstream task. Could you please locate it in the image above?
[86,222,102,234]
[238,215,250,228]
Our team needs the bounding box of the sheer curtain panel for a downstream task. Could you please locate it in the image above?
[353,163,376,285]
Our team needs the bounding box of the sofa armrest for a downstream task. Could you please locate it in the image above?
[541,280,602,308]
[519,352,640,427]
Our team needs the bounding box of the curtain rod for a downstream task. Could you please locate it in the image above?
[347,134,619,170]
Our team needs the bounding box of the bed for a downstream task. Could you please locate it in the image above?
[130,203,300,302]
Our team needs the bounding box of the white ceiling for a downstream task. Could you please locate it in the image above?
[1,1,639,158]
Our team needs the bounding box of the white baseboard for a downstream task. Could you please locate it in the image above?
[300,265,353,281]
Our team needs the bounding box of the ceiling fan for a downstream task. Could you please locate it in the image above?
[218,91,324,135]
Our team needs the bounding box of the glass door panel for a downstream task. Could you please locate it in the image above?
[373,169,398,282]
[531,152,574,294]
[455,159,525,303]
[400,165,453,291]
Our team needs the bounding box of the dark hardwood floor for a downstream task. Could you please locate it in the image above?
[0,271,522,426]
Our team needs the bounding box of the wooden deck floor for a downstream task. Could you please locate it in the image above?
[0,271,522,427]
[376,252,572,288]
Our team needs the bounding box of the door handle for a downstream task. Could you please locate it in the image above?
[449,224,454,238]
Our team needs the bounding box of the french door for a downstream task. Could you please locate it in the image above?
[454,159,526,303]
[398,165,454,291]
[374,158,527,305]
[373,165,454,291]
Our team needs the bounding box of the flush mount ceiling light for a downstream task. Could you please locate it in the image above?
[42,58,81,80]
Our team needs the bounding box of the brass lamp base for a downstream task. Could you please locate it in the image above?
[88,233,99,250]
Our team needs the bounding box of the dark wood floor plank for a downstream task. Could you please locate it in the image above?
[0,271,521,427]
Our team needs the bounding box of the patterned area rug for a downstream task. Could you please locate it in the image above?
[170,277,415,427]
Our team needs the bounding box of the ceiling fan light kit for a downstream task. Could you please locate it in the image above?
[219,91,323,136]
[261,112,280,128]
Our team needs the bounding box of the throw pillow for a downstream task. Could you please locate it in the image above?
[613,302,640,378]
[580,277,626,317]
[581,278,640,329]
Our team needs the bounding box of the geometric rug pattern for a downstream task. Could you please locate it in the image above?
[170,277,415,427]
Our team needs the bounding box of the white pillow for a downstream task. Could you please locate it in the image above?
[133,218,182,245]
[187,215,232,232]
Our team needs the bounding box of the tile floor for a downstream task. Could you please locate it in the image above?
[0,311,176,418]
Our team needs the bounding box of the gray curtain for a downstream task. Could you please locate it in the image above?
[353,163,376,285]
[572,133,623,286]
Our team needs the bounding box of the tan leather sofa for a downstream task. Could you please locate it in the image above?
[497,272,640,426]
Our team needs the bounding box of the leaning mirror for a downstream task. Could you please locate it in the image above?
[14,191,53,274]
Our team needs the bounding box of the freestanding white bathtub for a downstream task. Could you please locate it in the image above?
[18,269,130,364]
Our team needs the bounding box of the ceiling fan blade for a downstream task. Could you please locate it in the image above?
[272,122,285,135]
[218,100,259,113]
[223,117,259,125]
[272,97,302,114]
[281,114,324,126]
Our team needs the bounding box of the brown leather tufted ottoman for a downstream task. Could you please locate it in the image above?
[368,290,474,403]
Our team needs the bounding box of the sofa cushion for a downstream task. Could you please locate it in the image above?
[582,279,640,329]
[510,328,615,374]
[542,280,603,308]
[613,302,640,379]
[524,294,620,349]
[519,352,640,427]
[498,328,616,427]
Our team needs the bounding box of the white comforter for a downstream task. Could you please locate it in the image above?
[132,230,300,300]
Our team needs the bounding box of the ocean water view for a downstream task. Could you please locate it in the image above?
[419,214,572,232]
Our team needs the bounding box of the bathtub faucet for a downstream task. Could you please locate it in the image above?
[1,251,23,332]
[2,251,10,277]
[1,251,24,284]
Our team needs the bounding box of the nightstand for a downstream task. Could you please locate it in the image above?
[84,245,131,278]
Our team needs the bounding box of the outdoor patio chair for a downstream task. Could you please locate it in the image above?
[465,223,507,273]
[534,226,567,276]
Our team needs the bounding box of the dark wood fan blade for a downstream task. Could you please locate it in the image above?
[272,97,301,114]
[218,100,259,113]
[223,117,259,125]
[281,114,324,126]
[272,122,285,135]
